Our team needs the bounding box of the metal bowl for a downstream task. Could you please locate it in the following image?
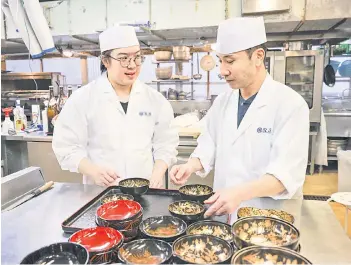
[155,66,173,80]
[237,207,295,224]
[168,200,205,222]
[179,184,213,203]
[119,178,150,196]
[139,215,187,242]
[173,234,233,264]
[232,216,300,251]
[154,51,172,61]
[186,220,233,243]
[20,242,89,264]
[118,239,173,264]
[231,246,312,264]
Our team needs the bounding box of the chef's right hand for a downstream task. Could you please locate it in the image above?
[90,165,119,187]
[169,163,194,185]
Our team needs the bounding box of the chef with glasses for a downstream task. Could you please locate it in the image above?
[53,25,179,188]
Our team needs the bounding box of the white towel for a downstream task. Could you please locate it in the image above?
[315,108,328,166]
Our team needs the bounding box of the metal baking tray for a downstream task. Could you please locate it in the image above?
[62,186,228,234]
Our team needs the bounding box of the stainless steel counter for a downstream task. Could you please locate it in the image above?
[2,183,351,264]
[1,131,52,142]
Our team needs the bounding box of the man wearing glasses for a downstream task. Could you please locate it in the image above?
[52,25,179,188]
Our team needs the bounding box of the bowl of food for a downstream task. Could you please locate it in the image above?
[154,51,172,61]
[20,242,89,264]
[119,178,149,196]
[100,191,134,205]
[96,200,143,231]
[232,216,300,251]
[186,220,233,243]
[168,200,205,222]
[155,66,173,80]
[118,239,173,264]
[69,227,123,264]
[231,246,312,264]
[179,184,213,203]
[237,207,295,224]
[139,215,187,242]
[173,234,233,264]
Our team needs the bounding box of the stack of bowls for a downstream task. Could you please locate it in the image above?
[69,227,124,264]
[96,200,143,242]
[173,46,191,61]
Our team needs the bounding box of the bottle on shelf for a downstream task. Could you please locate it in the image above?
[47,86,58,135]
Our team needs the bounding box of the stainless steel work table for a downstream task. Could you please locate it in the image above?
[2,183,351,264]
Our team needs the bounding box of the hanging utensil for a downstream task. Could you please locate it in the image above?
[193,53,202,80]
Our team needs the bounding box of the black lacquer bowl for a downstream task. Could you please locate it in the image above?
[118,239,173,264]
[186,220,233,243]
[173,234,234,264]
[232,216,300,251]
[119,178,149,196]
[139,215,187,242]
[20,242,89,264]
[168,200,205,222]
[231,246,312,264]
[179,184,213,203]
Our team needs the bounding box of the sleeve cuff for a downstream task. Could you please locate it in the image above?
[266,168,296,200]
[190,153,213,178]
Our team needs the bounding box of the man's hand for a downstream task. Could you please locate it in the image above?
[204,188,243,218]
[90,165,119,187]
[169,163,194,185]
[150,174,164,188]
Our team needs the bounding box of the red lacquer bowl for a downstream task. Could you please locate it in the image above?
[69,227,123,252]
[96,200,142,221]
[69,227,123,264]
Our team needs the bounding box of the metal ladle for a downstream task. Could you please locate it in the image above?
[193,53,202,80]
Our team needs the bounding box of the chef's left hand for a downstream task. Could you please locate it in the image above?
[149,174,164,189]
[204,188,243,218]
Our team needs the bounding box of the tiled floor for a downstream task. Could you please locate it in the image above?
[303,172,351,237]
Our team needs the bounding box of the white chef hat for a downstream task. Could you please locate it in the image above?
[214,17,267,55]
[99,25,139,52]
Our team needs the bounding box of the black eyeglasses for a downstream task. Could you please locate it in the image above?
[107,54,145,68]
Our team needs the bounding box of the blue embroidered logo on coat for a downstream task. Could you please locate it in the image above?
[257,127,272,134]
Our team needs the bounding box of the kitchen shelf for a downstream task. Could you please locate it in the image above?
[152,60,192,64]
[152,79,191,84]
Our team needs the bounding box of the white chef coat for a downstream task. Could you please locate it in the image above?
[192,74,309,224]
[52,73,179,184]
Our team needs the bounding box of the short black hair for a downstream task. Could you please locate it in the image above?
[245,44,267,59]
[100,49,113,73]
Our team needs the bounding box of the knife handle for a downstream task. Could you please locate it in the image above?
[33,181,54,196]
